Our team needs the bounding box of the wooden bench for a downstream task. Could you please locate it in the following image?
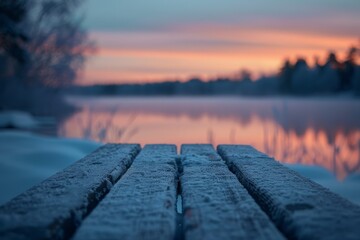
[0,144,359,240]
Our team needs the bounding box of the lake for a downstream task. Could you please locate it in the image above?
[59,96,360,205]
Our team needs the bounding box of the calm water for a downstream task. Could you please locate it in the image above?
[59,96,360,204]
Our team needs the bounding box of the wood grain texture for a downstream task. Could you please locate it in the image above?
[218,144,360,240]
[73,144,179,240]
[180,144,284,240]
[0,144,140,240]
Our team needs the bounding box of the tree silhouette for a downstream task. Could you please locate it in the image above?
[291,58,314,94]
[237,69,252,82]
[0,0,28,64]
[325,52,339,68]
[279,59,293,94]
[341,46,358,90]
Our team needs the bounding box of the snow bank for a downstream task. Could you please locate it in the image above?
[0,130,101,205]
[0,111,40,129]
[0,110,56,130]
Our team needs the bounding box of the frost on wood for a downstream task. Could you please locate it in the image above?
[73,144,178,240]
[0,144,140,240]
[218,145,360,240]
[180,144,284,240]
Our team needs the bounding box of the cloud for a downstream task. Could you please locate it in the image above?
[79,0,360,84]
[83,0,360,38]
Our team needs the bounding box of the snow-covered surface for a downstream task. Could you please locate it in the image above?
[180,144,284,240]
[0,111,49,129]
[218,145,360,240]
[0,143,140,240]
[73,145,178,240]
[1,141,359,239]
[0,130,102,205]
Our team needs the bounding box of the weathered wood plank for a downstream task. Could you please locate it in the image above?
[0,144,140,240]
[218,145,360,240]
[73,144,179,240]
[180,144,284,240]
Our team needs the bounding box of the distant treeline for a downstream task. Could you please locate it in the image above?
[71,46,360,96]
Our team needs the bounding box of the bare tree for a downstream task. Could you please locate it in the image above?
[24,0,95,87]
[0,0,94,113]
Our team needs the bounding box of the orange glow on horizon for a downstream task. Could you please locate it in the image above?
[78,27,358,85]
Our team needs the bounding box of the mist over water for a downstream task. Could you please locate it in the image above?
[58,96,360,204]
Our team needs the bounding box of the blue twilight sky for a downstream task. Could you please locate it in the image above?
[78,0,360,84]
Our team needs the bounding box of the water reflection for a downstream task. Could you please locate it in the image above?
[59,97,360,181]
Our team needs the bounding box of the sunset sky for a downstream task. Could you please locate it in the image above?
[79,0,360,85]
